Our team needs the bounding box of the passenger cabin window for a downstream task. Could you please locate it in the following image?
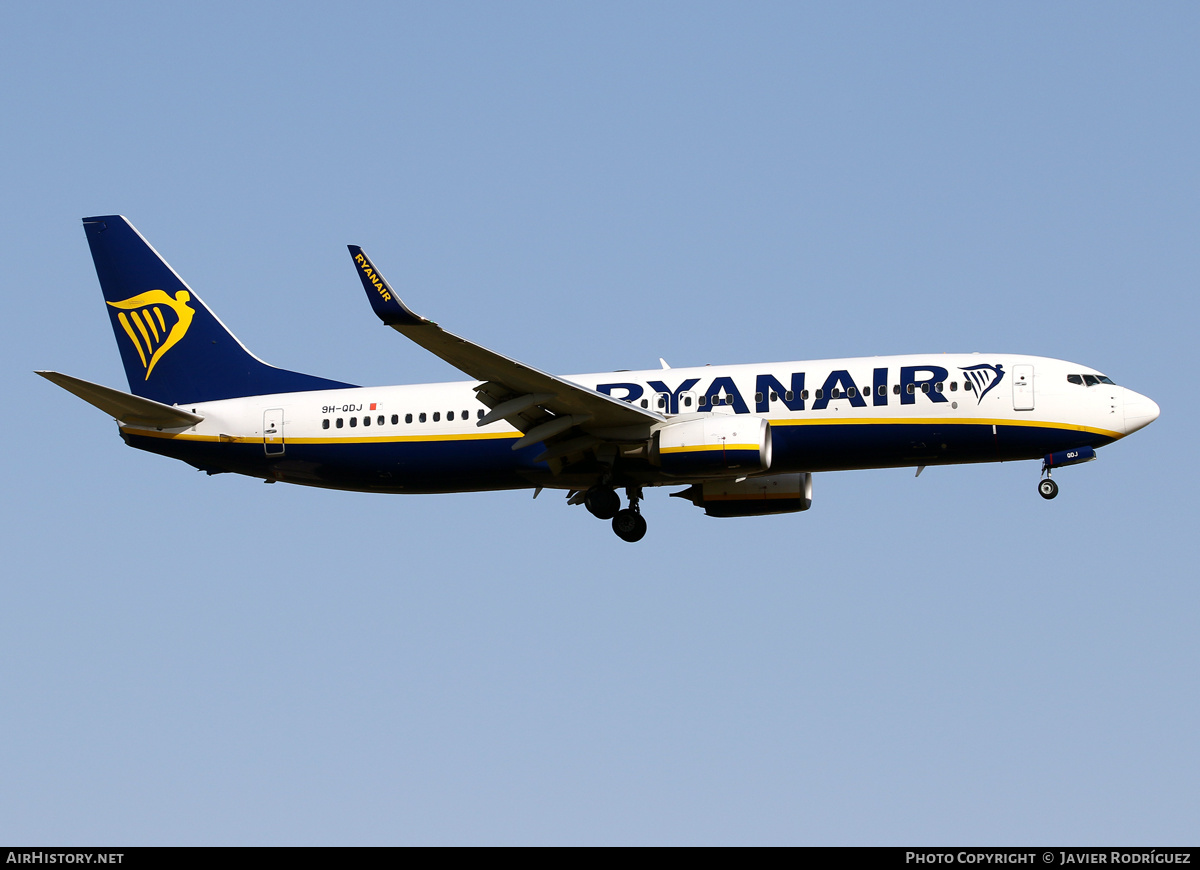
[378,415,385,425]
[878,386,886,397]
[419,412,427,423]
[447,411,455,421]
[322,419,330,429]
[935,382,944,393]
[785,390,794,401]
[770,392,778,401]
[964,381,973,391]
[815,389,823,400]
[350,417,357,427]
[336,418,344,428]
[433,412,440,422]
[698,396,707,407]
[363,416,370,426]
[831,388,841,399]
[907,384,915,395]
[392,414,399,424]
[682,396,693,408]
[847,387,856,398]
[950,382,957,392]
[755,392,764,403]
[641,398,650,408]
[405,413,412,424]
[462,409,469,418]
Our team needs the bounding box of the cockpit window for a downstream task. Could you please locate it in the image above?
[1067,374,1083,385]
[1097,375,1115,385]
[1083,374,1101,387]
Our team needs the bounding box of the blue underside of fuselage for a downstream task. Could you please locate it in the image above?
[123,421,1115,493]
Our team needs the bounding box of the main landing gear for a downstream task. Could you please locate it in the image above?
[582,484,647,542]
[583,485,620,520]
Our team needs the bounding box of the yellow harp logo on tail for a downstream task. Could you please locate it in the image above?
[107,290,196,379]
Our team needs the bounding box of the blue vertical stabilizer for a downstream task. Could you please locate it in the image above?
[83,215,356,404]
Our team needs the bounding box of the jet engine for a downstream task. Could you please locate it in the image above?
[651,415,771,477]
[671,473,812,517]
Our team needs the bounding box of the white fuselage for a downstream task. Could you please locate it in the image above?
[119,352,1158,494]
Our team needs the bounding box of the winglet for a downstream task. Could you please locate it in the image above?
[347,246,426,327]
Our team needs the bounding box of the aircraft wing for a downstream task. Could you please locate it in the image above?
[348,246,662,458]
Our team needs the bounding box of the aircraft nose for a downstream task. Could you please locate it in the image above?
[1123,390,1160,435]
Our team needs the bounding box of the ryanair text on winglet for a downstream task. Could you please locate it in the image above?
[355,253,391,303]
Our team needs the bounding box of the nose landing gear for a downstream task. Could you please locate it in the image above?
[1038,446,1097,500]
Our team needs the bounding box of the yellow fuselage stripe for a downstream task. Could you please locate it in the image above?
[120,416,1122,445]
[767,416,1122,439]
[121,428,521,445]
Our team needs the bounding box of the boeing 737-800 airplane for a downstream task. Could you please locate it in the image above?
[40,215,1160,541]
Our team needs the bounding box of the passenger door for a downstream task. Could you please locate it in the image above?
[1012,365,1034,411]
[263,408,285,455]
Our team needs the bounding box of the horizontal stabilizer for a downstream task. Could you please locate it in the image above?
[36,371,204,428]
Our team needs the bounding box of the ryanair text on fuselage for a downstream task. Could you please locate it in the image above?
[596,362,1004,415]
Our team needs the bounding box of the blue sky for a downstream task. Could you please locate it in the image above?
[2,2,1197,845]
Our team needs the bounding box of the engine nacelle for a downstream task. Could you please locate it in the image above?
[651,415,772,477]
[671,473,812,517]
